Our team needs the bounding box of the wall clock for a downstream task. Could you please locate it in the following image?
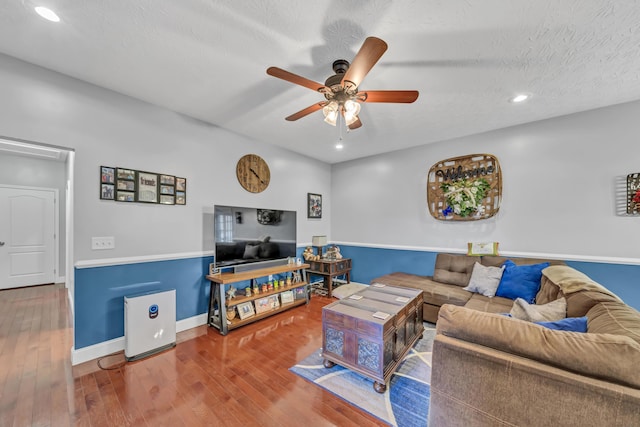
[236,154,270,193]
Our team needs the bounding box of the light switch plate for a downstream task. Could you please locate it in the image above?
[92,236,115,250]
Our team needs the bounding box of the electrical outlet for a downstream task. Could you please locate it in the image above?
[91,236,115,250]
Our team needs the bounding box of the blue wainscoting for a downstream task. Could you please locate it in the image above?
[337,245,640,312]
[74,247,640,351]
[74,256,212,349]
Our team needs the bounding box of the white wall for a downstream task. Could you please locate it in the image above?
[332,101,640,262]
[0,53,331,264]
[0,152,67,273]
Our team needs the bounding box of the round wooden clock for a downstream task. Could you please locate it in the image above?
[236,154,270,193]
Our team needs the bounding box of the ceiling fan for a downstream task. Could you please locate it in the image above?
[266,36,419,130]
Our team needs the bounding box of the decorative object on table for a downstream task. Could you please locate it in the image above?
[307,193,322,218]
[427,154,502,221]
[324,244,343,260]
[225,307,236,321]
[261,284,268,293]
[245,287,252,297]
[99,166,185,205]
[312,235,327,257]
[467,242,499,256]
[236,302,255,320]
[292,271,302,283]
[286,276,292,286]
[303,246,321,261]
[268,295,280,309]
[627,173,640,214]
[225,285,237,300]
[236,154,270,193]
[254,297,271,314]
[294,287,306,299]
[281,290,294,304]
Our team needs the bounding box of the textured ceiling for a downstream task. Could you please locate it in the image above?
[1,1,640,163]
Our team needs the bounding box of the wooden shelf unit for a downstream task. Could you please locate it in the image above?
[206,263,310,335]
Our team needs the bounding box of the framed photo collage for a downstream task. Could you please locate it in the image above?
[100,166,186,205]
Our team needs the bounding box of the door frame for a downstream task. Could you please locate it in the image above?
[0,184,59,286]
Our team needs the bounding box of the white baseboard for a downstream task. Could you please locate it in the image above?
[70,312,208,366]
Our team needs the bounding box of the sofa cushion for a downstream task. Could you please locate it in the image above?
[432,254,477,287]
[437,304,640,389]
[371,272,473,306]
[510,297,566,322]
[587,302,640,345]
[535,274,564,305]
[463,262,505,297]
[536,316,588,332]
[541,265,622,317]
[565,290,622,318]
[463,293,514,314]
[423,282,473,306]
[495,260,549,303]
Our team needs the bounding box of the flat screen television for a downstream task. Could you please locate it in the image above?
[213,205,297,269]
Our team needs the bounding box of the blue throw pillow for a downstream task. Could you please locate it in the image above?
[536,316,588,332]
[495,260,549,303]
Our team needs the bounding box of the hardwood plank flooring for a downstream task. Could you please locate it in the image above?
[0,284,387,426]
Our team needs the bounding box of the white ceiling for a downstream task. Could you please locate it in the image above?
[1,1,640,164]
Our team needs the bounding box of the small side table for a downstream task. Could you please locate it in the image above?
[306,258,352,298]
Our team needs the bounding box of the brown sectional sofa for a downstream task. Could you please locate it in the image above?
[371,253,640,426]
[371,253,564,323]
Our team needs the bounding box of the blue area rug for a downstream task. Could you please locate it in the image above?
[290,324,435,427]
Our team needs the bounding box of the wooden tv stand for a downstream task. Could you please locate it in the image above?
[206,263,310,335]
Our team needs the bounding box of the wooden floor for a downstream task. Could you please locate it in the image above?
[0,284,386,426]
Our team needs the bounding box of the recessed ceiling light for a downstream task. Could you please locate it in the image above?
[34,6,60,22]
[510,94,530,103]
[335,142,344,150]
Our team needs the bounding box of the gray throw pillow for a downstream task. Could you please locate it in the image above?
[463,262,505,297]
[510,297,567,322]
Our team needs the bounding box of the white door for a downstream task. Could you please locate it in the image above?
[0,186,56,289]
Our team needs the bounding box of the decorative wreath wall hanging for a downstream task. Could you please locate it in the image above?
[427,154,502,221]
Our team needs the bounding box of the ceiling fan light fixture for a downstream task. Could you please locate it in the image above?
[343,99,361,126]
[323,101,339,126]
[344,99,360,115]
[344,113,359,126]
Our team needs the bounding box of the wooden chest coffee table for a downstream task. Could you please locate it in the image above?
[321,284,424,393]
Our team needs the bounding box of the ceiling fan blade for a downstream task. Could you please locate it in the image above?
[285,102,327,121]
[267,67,330,93]
[348,116,362,130]
[341,37,388,91]
[358,90,419,103]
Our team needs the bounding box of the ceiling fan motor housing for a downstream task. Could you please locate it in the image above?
[325,59,351,92]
